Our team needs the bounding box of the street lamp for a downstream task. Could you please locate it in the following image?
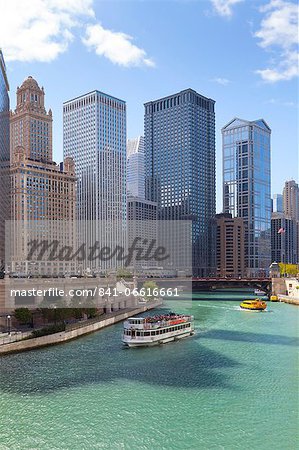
[53,305,57,325]
[6,315,11,335]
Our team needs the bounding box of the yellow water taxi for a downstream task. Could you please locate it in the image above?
[240,299,267,311]
[270,295,279,302]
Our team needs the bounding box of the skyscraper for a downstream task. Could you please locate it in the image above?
[8,76,76,276]
[283,180,299,221]
[281,180,299,265]
[0,50,10,270]
[127,136,145,199]
[144,88,216,276]
[271,213,298,264]
[127,136,144,158]
[215,213,245,278]
[127,196,157,271]
[272,193,283,213]
[63,90,127,271]
[10,76,52,161]
[0,50,9,161]
[222,118,271,276]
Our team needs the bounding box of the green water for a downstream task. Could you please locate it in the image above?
[0,292,298,450]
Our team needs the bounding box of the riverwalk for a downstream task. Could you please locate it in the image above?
[0,330,32,345]
[0,300,162,356]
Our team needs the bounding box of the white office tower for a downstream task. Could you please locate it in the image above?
[127,136,145,199]
[63,91,127,272]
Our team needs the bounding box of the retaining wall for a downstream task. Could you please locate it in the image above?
[277,295,299,306]
[0,301,162,355]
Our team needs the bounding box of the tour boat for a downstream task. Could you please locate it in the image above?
[240,299,267,311]
[254,289,266,296]
[122,313,195,347]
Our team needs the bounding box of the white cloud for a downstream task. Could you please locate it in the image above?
[211,77,231,85]
[0,0,94,62]
[82,24,155,68]
[266,98,296,106]
[254,0,299,82]
[0,0,154,68]
[210,0,243,17]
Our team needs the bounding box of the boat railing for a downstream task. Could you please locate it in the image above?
[124,316,193,330]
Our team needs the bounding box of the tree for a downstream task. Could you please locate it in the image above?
[278,263,299,277]
[142,280,159,299]
[68,295,84,319]
[116,268,133,279]
[83,308,97,319]
[81,296,98,319]
[38,298,74,324]
[14,308,32,325]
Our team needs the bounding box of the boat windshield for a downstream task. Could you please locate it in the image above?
[127,318,145,325]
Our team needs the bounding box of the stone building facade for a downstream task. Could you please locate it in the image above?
[8,76,76,276]
[216,213,245,278]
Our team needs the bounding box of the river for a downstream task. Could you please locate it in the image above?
[0,291,298,450]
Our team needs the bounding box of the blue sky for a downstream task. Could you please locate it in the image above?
[1,0,298,211]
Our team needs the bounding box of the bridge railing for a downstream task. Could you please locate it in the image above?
[192,277,271,282]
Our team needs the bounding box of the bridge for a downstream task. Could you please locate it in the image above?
[138,276,272,296]
[192,277,272,295]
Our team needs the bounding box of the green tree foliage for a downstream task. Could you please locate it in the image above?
[116,268,133,279]
[38,295,99,324]
[142,280,159,298]
[31,323,65,338]
[14,308,32,325]
[278,263,299,276]
[83,308,97,318]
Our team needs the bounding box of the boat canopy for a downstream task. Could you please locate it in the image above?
[127,318,145,324]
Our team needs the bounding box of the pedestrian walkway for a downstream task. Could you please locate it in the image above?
[0,331,32,345]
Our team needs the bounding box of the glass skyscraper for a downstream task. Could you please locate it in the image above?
[127,136,145,199]
[144,88,216,276]
[0,50,10,268]
[272,193,283,213]
[63,90,127,271]
[0,51,9,161]
[222,118,271,276]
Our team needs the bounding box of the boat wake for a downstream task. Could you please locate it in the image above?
[237,307,273,313]
[196,303,240,311]
[197,304,273,313]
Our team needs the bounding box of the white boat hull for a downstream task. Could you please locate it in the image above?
[254,290,266,296]
[123,329,194,347]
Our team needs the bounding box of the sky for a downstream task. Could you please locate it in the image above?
[1,0,298,212]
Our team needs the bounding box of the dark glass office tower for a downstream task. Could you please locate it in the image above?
[222,118,271,276]
[0,50,10,270]
[144,89,216,276]
[0,51,9,160]
[271,213,297,265]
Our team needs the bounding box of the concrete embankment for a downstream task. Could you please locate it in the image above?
[272,277,299,305]
[277,295,299,306]
[0,301,161,356]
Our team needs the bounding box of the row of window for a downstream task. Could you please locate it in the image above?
[145,92,214,114]
[21,93,39,103]
[125,322,191,337]
[63,95,126,112]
